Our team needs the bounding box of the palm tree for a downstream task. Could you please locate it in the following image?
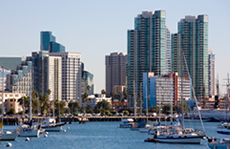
[82,92,88,113]
[68,100,80,115]
[40,89,51,116]
[18,96,29,115]
[101,89,106,95]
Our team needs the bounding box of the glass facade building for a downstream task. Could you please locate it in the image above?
[6,57,32,96]
[127,10,170,108]
[177,15,209,100]
[0,57,22,71]
[40,31,65,53]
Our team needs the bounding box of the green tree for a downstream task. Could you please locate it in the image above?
[40,89,51,116]
[68,100,80,115]
[55,100,66,116]
[174,100,189,114]
[101,89,106,95]
[122,110,130,116]
[94,100,111,114]
[7,108,15,115]
[18,96,29,114]
[162,104,171,114]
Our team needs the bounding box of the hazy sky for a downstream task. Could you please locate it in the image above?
[0,0,230,94]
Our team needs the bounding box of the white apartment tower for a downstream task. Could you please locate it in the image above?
[208,51,216,97]
[47,56,62,101]
[51,52,81,102]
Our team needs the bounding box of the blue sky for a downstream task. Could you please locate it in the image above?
[0,0,230,94]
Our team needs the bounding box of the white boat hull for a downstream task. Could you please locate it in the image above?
[0,132,17,141]
[18,129,40,137]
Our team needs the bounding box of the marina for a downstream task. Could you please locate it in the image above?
[0,120,230,149]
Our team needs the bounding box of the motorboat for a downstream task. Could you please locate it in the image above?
[119,118,134,128]
[0,130,17,141]
[217,122,230,135]
[208,137,230,149]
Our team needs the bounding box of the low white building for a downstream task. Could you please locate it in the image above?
[85,94,112,108]
[0,92,25,113]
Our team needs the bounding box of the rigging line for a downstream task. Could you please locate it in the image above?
[182,50,206,133]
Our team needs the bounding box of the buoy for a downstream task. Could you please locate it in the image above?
[63,129,67,132]
[45,132,49,135]
[6,142,12,147]
[25,137,30,141]
[44,134,48,138]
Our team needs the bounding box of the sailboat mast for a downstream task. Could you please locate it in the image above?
[1,67,4,131]
[133,81,137,117]
[225,73,230,121]
[182,53,205,132]
[29,72,32,121]
[145,81,148,121]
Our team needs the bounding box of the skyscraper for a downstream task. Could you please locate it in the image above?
[6,57,32,96]
[208,51,216,97]
[51,52,82,102]
[177,15,209,100]
[171,33,184,76]
[81,62,94,96]
[127,10,170,108]
[34,32,82,103]
[105,52,127,97]
[40,31,65,53]
[32,51,62,101]
[46,55,62,101]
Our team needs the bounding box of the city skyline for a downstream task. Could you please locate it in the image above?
[0,0,229,94]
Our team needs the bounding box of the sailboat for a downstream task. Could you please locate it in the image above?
[0,67,17,141]
[145,52,206,144]
[41,99,66,132]
[138,82,152,133]
[217,75,230,135]
[17,79,40,137]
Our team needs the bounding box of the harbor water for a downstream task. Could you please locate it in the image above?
[0,121,229,149]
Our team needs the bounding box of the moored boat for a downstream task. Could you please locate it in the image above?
[17,124,40,137]
[208,137,230,149]
[41,118,65,132]
[0,130,17,141]
[217,122,230,135]
[146,126,205,144]
[119,118,134,128]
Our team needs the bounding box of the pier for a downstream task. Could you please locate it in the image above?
[2,115,175,124]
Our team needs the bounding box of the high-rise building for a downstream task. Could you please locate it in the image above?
[81,62,94,97]
[177,15,208,100]
[208,51,216,97]
[6,57,32,96]
[0,66,11,91]
[127,10,170,108]
[46,55,62,101]
[166,28,172,73]
[32,51,62,101]
[34,32,82,103]
[40,31,65,53]
[0,57,22,71]
[32,51,49,96]
[51,52,82,102]
[171,33,184,76]
[142,72,191,108]
[105,52,127,97]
